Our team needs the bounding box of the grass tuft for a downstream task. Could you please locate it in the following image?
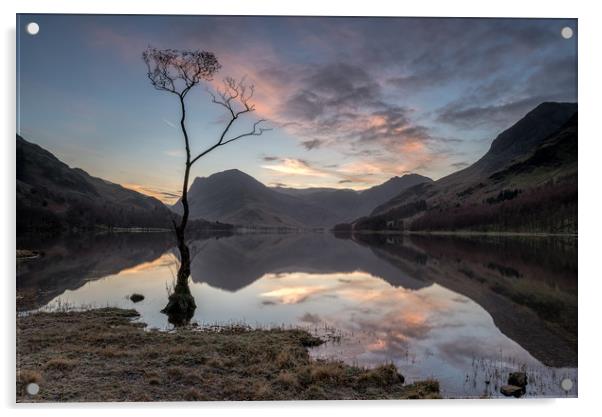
[44,357,77,371]
[183,388,205,401]
[276,371,298,387]
[358,363,405,386]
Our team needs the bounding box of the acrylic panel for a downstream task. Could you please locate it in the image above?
[16,14,577,401]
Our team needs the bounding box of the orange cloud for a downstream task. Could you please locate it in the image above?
[261,158,328,177]
[122,183,180,204]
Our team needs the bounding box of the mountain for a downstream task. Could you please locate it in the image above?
[348,102,578,233]
[433,101,577,188]
[275,174,432,222]
[172,169,340,228]
[17,135,175,232]
[172,170,432,228]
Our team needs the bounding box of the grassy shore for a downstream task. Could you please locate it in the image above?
[16,308,439,402]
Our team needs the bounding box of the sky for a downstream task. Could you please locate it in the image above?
[17,15,577,203]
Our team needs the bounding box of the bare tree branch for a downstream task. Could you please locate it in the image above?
[190,78,270,166]
[222,120,271,145]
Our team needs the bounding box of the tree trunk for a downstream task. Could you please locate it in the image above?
[161,96,196,326]
[175,159,192,288]
[161,193,197,325]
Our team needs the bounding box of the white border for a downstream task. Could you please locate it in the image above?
[2,1,600,416]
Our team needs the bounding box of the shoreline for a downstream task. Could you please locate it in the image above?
[16,308,440,402]
[336,230,577,238]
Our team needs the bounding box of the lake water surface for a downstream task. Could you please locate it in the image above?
[17,232,577,398]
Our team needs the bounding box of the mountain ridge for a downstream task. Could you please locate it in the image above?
[172,170,432,228]
[435,101,577,188]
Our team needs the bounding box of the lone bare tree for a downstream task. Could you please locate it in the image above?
[143,47,269,324]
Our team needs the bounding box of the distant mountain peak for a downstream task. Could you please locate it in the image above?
[189,169,265,194]
[211,168,248,177]
[192,169,257,183]
[386,173,432,182]
[176,169,432,228]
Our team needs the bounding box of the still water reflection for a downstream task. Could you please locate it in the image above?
[17,232,577,398]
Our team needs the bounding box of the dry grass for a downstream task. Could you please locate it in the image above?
[44,357,78,371]
[276,370,299,387]
[16,308,440,402]
[358,363,405,386]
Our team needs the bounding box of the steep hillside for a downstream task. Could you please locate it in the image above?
[17,135,175,232]
[349,102,577,233]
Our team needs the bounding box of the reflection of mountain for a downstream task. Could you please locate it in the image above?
[188,233,429,291]
[16,233,175,309]
[352,233,577,368]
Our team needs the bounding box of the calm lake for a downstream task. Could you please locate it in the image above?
[17,232,577,398]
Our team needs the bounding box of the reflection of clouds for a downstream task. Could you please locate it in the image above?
[260,286,330,304]
[118,253,176,275]
[258,271,447,361]
[259,271,365,304]
[366,339,387,351]
[345,309,435,362]
[266,268,577,397]
[256,270,545,390]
